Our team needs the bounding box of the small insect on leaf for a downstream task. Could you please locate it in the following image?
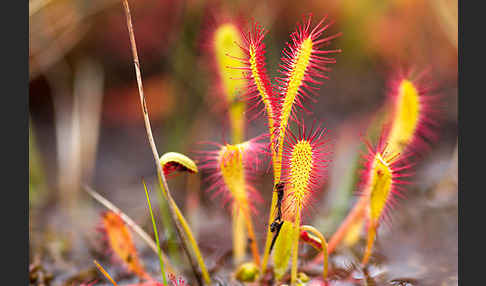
[160,152,198,176]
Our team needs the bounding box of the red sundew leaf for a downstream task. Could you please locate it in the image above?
[237,21,280,134]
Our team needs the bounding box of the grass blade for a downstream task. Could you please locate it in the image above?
[143,179,168,286]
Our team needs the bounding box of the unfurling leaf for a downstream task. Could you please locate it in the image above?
[160,152,198,176]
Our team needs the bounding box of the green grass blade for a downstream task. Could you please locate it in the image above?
[143,179,168,286]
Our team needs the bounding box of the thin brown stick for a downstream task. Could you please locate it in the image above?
[121,0,158,166]
[83,185,176,275]
[94,260,119,286]
[120,1,210,284]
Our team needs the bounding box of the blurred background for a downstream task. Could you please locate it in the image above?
[29,0,457,285]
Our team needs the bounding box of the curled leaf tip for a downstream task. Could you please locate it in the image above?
[160,152,198,176]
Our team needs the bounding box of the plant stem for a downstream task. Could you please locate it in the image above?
[261,145,280,273]
[157,174,210,285]
[157,189,182,265]
[241,206,261,267]
[120,0,210,284]
[231,111,247,265]
[361,220,376,266]
[301,225,328,280]
[143,181,168,286]
[233,206,246,265]
[290,206,302,286]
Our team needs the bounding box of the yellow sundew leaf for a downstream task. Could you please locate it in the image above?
[387,79,421,154]
[213,23,246,103]
[273,221,295,280]
[368,153,393,223]
[214,24,246,144]
[278,38,314,148]
[160,152,198,176]
[217,142,261,266]
[276,37,314,179]
[283,140,313,221]
[101,211,150,280]
[363,150,397,265]
[219,143,249,210]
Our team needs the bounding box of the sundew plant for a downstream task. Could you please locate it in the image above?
[83,3,442,286]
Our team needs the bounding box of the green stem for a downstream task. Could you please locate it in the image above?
[143,180,168,286]
[157,186,181,265]
[362,220,376,266]
[301,225,328,280]
[157,174,211,285]
[290,206,302,285]
[261,135,281,273]
[232,205,247,265]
